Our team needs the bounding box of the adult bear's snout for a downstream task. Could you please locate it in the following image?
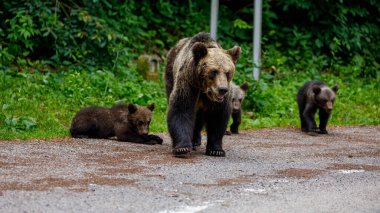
[218,87,228,96]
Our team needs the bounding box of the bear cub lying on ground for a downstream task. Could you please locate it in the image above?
[226,82,249,135]
[297,80,339,135]
[70,103,163,145]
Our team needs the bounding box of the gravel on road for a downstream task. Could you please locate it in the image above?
[0,126,379,212]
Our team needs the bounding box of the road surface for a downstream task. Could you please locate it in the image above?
[0,126,379,212]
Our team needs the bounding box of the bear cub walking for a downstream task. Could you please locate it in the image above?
[297,80,339,135]
[70,103,163,145]
[226,82,249,135]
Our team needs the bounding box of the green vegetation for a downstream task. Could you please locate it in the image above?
[0,0,379,139]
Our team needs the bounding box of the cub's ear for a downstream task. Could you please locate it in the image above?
[192,42,208,62]
[332,84,339,93]
[312,86,321,95]
[127,103,137,114]
[240,82,249,92]
[147,103,155,111]
[227,46,241,63]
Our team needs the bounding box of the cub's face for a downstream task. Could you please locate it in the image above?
[127,103,155,135]
[314,85,339,113]
[193,43,241,102]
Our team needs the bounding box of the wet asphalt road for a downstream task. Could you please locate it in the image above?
[0,126,379,212]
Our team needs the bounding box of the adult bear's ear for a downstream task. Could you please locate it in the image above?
[332,84,339,93]
[240,82,249,92]
[127,103,137,114]
[227,46,241,63]
[192,42,208,62]
[147,103,155,111]
[312,86,321,95]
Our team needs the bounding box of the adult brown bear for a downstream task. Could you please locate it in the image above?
[165,32,241,157]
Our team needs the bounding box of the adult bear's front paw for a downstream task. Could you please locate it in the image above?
[206,149,226,157]
[173,147,191,158]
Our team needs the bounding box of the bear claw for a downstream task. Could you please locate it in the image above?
[206,149,226,157]
[173,147,191,158]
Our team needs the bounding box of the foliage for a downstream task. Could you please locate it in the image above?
[0,0,209,68]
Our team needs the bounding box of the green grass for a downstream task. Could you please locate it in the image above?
[0,67,379,140]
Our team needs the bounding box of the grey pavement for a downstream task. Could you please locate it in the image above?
[0,126,379,212]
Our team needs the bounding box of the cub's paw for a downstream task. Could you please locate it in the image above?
[306,131,318,136]
[231,130,239,134]
[225,131,232,135]
[318,129,328,134]
[144,140,158,145]
[149,134,163,144]
[173,147,191,158]
[206,149,226,157]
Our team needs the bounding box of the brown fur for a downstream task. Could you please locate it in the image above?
[226,82,249,135]
[297,80,339,135]
[165,32,241,157]
[70,103,162,145]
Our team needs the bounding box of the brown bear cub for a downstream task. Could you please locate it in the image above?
[297,80,339,135]
[165,32,241,157]
[70,103,163,145]
[226,82,249,135]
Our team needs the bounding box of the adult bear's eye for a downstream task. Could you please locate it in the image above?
[209,70,218,79]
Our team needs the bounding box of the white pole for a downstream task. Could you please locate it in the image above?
[253,0,262,80]
[210,0,219,40]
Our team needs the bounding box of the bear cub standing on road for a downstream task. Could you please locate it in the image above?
[70,103,163,145]
[297,80,339,135]
[165,32,241,157]
[226,82,249,135]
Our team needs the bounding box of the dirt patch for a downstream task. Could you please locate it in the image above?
[190,174,256,187]
[313,148,380,158]
[326,163,380,171]
[252,142,325,148]
[143,174,166,179]
[276,168,325,179]
[147,153,200,165]
[97,166,146,175]
[0,175,136,192]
